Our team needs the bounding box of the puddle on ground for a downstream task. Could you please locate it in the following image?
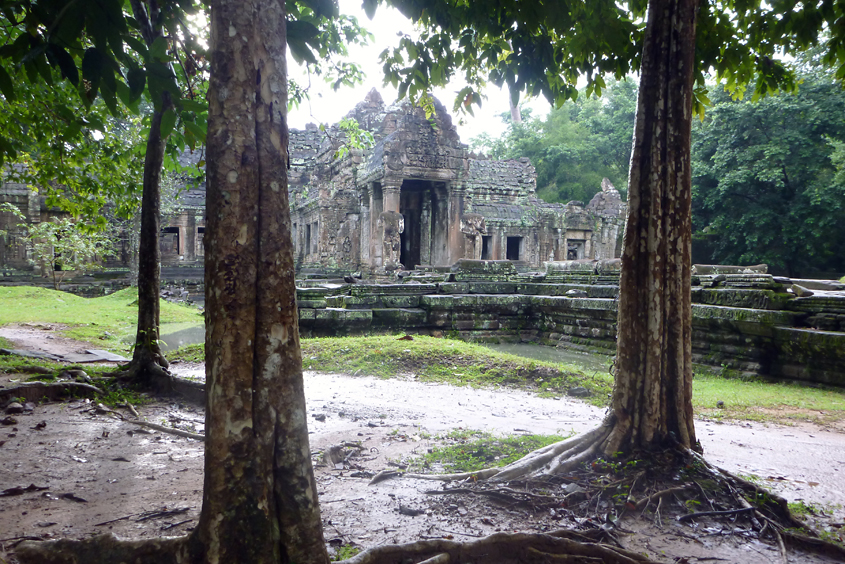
[160,324,205,352]
[482,342,612,374]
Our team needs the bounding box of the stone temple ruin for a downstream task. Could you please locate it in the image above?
[288,90,626,276]
[1,90,625,277]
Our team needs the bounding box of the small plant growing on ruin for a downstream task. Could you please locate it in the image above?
[5,203,116,290]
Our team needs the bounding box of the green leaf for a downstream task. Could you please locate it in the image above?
[362,0,377,19]
[127,67,146,101]
[288,38,318,65]
[160,108,177,139]
[287,20,320,42]
[150,36,169,61]
[116,81,132,106]
[101,85,118,116]
[179,99,207,113]
[0,134,16,160]
[47,44,79,86]
[24,60,38,85]
[297,0,337,19]
[124,35,149,59]
[34,52,54,85]
[184,120,206,141]
[0,65,16,101]
[82,48,104,89]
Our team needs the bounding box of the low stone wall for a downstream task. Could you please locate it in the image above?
[297,260,845,387]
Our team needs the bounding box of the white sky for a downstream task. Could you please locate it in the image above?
[286,2,551,145]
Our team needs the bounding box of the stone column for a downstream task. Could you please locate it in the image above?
[382,181,401,213]
[359,188,371,268]
[370,183,384,269]
[447,183,465,265]
[377,210,403,271]
[420,196,432,266]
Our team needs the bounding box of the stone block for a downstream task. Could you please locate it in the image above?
[372,308,427,327]
[381,295,421,308]
[450,259,518,281]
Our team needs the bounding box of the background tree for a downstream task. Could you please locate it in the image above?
[691,69,845,277]
[0,0,366,384]
[0,0,210,385]
[471,78,636,204]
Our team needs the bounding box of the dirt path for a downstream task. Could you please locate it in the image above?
[2,329,844,563]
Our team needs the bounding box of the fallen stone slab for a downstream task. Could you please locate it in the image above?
[84,350,130,362]
[0,349,63,362]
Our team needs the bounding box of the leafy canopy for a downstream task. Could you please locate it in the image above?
[368,0,844,117]
[471,78,636,204]
[691,68,845,277]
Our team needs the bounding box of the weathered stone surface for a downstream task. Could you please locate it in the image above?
[450,259,518,281]
[790,284,815,297]
[692,264,768,275]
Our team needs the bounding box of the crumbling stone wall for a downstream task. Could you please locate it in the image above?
[0,176,38,272]
[295,260,845,387]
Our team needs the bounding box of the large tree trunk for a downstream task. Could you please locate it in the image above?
[17,2,329,562]
[604,0,699,454]
[196,0,329,561]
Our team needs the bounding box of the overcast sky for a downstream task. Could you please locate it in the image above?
[286,2,551,145]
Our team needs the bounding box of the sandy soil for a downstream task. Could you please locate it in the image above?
[1,325,844,563]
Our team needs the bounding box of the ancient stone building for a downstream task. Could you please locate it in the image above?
[2,91,625,277]
[289,90,626,276]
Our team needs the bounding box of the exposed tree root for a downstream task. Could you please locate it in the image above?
[15,533,195,564]
[0,381,103,403]
[125,419,205,441]
[113,358,205,405]
[113,356,173,390]
[402,424,614,483]
[366,427,845,564]
[336,531,662,564]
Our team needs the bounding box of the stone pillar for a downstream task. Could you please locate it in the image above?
[359,188,371,268]
[382,181,401,213]
[377,210,404,271]
[369,183,384,269]
[460,213,486,261]
[185,215,197,261]
[447,183,465,265]
[420,196,432,266]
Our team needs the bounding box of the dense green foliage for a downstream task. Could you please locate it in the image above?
[374,0,845,118]
[471,79,636,204]
[692,70,845,276]
[0,0,369,217]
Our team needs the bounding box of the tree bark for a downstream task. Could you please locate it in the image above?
[605,0,699,454]
[128,98,171,382]
[196,0,329,562]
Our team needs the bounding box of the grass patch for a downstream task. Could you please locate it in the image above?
[693,369,845,426]
[406,430,571,474]
[170,343,204,363]
[0,286,202,353]
[298,335,612,405]
[330,546,361,561]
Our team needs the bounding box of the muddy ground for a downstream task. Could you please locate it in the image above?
[1,325,844,563]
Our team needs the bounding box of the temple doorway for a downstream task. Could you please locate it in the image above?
[399,180,449,269]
